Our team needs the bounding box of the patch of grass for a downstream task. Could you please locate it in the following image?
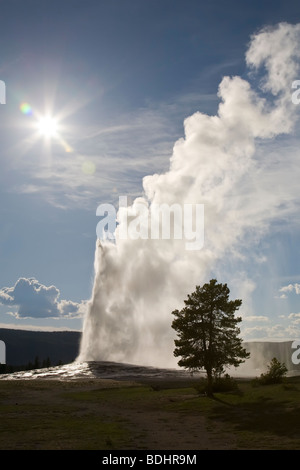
[64,385,150,402]
[0,401,129,450]
[167,378,300,449]
[0,380,134,449]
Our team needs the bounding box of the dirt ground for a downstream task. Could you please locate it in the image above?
[86,380,235,450]
[119,401,235,449]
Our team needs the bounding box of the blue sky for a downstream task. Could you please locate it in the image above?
[0,0,300,346]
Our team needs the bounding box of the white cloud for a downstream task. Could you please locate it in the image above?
[279,283,300,295]
[0,323,79,332]
[288,313,300,326]
[243,316,269,322]
[242,323,300,341]
[242,326,270,339]
[0,278,87,319]
[280,284,294,293]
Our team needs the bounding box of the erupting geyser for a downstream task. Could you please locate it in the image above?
[78,23,300,368]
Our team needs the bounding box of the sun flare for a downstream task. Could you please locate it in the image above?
[37,116,58,137]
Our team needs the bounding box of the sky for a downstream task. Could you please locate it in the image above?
[1,0,300,357]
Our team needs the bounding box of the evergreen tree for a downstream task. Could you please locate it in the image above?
[172,279,250,396]
[259,357,288,384]
[45,357,51,368]
[34,356,40,370]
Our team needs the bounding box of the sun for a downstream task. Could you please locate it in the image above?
[36,116,58,137]
[19,102,74,153]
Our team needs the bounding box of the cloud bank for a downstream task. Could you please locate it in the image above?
[0,278,86,319]
[78,23,300,367]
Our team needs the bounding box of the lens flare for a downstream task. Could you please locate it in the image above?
[82,160,96,175]
[20,102,32,115]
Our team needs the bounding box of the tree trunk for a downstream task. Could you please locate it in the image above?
[206,370,214,397]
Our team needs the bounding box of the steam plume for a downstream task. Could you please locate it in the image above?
[78,23,300,367]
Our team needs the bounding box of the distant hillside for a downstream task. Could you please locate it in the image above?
[0,328,300,375]
[0,328,81,366]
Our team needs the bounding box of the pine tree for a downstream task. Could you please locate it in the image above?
[172,279,250,396]
[34,356,40,370]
